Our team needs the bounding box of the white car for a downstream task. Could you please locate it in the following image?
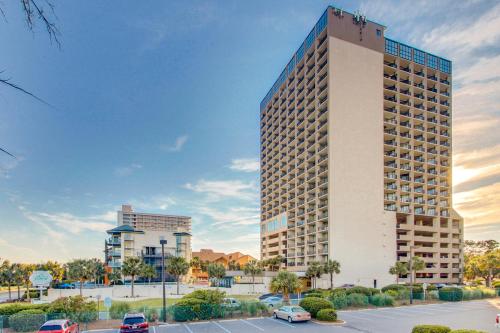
[273,306,311,323]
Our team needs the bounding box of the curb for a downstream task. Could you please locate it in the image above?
[312,319,346,326]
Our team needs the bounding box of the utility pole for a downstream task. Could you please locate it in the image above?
[160,239,167,322]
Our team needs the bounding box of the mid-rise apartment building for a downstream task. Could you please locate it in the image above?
[105,205,192,281]
[259,7,463,287]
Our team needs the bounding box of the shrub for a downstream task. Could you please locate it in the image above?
[370,294,394,307]
[172,298,206,322]
[183,290,225,304]
[384,290,398,298]
[439,287,463,302]
[316,308,337,322]
[109,301,131,319]
[329,291,348,310]
[299,297,333,318]
[381,284,407,293]
[427,290,439,300]
[0,303,49,316]
[412,325,451,333]
[492,280,500,288]
[347,293,369,307]
[346,286,376,296]
[305,292,324,298]
[9,309,46,332]
[46,296,97,323]
[478,287,496,298]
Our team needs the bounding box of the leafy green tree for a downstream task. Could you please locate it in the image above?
[88,258,105,284]
[11,263,24,299]
[140,264,156,284]
[323,259,341,289]
[389,261,408,284]
[19,264,36,301]
[0,260,14,300]
[107,269,122,285]
[37,261,65,283]
[167,257,190,294]
[306,261,323,289]
[264,255,283,272]
[409,256,425,273]
[66,259,93,296]
[207,263,226,289]
[270,270,301,304]
[243,260,263,294]
[122,257,143,298]
[190,257,201,270]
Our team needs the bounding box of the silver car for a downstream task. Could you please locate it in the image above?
[273,306,311,323]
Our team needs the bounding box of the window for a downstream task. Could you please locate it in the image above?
[305,28,315,51]
[428,54,438,69]
[287,57,296,76]
[439,59,451,74]
[376,29,382,37]
[399,43,412,60]
[296,43,305,62]
[385,39,398,56]
[414,49,425,65]
[315,10,328,34]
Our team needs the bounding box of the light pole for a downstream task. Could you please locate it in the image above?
[160,239,167,322]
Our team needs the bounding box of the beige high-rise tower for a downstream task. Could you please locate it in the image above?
[259,7,463,287]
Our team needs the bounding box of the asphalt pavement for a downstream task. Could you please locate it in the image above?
[81,299,500,333]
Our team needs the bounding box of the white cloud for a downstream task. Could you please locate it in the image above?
[229,158,260,172]
[114,163,142,177]
[454,182,500,230]
[184,179,258,201]
[198,206,260,227]
[161,135,188,152]
[20,206,115,236]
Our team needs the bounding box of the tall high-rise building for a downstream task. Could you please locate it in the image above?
[259,7,463,287]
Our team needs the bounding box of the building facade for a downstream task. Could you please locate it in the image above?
[259,7,463,287]
[105,205,192,281]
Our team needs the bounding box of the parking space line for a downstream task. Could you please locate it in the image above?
[391,307,436,315]
[213,321,232,333]
[354,311,396,320]
[183,324,194,333]
[240,319,265,331]
[266,317,295,328]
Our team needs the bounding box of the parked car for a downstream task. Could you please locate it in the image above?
[38,319,79,333]
[261,296,283,308]
[222,298,241,309]
[120,313,148,333]
[273,306,311,323]
[56,283,75,289]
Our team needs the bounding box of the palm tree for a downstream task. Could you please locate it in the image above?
[0,260,14,300]
[306,261,322,289]
[66,259,93,296]
[11,263,24,300]
[107,269,122,285]
[266,255,283,272]
[122,257,143,298]
[88,258,105,285]
[323,259,341,289]
[167,257,190,294]
[19,264,36,301]
[190,257,201,270]
[140,264,156,284]
[207,263,226,289]
[270,271,301,304]
[389,261,408,284]
[243,260,263,294]
[37,261,65,283]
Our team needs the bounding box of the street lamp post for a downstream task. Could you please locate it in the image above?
[160,239,167,322]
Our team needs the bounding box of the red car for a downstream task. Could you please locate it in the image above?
[38,320,79,333]
[120,313,149,333]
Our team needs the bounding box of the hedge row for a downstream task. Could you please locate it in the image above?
[412,325,486,333]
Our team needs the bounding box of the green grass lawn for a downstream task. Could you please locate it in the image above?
[99,294,259,310]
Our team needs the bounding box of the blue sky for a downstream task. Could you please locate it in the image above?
[1,0,499,262]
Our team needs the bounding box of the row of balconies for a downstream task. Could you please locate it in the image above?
[383,83,450,99]
[383,60,450,82]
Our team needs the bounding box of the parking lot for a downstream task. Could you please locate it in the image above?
[83,299,500,333]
